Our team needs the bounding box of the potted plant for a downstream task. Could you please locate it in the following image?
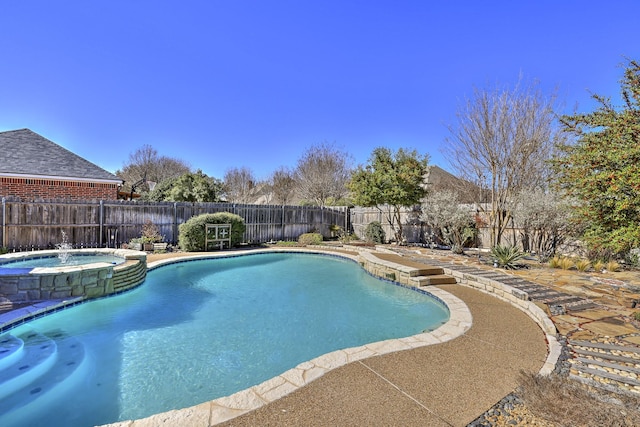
[128,237,143,251]
[135,220,164,251]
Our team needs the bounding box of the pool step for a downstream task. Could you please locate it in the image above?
[412,274,457,286]
[411,266,446,277]
[0,331,58,400]
[0,330,87,419]
[0,334,24,371]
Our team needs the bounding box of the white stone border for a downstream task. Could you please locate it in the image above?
[105,248,472,426]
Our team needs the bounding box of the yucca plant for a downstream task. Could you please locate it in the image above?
[491,244,525,269]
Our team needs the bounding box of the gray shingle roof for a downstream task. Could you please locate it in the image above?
[0,129,121,182]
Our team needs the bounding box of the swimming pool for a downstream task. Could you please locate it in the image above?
[0,252,449,426]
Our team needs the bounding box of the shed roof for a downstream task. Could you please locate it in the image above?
[0,128,121,183]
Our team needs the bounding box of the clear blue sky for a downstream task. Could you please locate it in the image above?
[1,1,639,181]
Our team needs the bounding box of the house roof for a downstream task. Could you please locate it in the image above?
[426,165,480,204]
[0,128,121,183]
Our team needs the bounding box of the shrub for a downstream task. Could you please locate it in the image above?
[624,249,640,268]
[558,257,575,270]
[575,259,591,272]
[339,232,358,244]
[491,244,525,269]
[548,256,562,269]
[517,371,640,427]
[298,232,323,246]
[606,260,621,272]
[592,260,606,273]
[364,221,386,244]
[178,212,246,251]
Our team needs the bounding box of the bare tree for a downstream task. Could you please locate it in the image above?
[116,145,190,196]
[294,142,353,206]
[443,78,564,246]
[223,167,258,203]
[269,166,297,205]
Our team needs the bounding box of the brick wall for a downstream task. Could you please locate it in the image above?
[0,177,119,200]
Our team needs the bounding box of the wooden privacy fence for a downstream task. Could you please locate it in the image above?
[0,197,349,250]
[350,206,426,244]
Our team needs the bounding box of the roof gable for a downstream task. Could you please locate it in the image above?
[0,129,120,183]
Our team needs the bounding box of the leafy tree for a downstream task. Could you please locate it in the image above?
[294,142,353,206]
[147,170,222,202]
[421,190,475,254]
[552,59,640,255]
[116,144,190,197]
[444,78,564,246]
[349,147,429,243]
[223,167,258,203]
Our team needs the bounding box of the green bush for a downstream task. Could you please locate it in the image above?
[298,232,323,246]
[491,244,525,269]
[364,221,386,244]
[178,212,246,251]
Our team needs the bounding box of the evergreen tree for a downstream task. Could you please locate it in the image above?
[552,59,640,255]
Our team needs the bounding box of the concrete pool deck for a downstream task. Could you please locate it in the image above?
[95,248,553,427]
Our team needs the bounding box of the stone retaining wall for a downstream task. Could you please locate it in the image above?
[0,249,147,305]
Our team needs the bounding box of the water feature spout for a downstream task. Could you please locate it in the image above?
[56,231,73,264]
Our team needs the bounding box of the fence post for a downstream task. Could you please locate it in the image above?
[2,197,5,248]
[281,204,285,241]
[99,200,104,247]
[173,202,178,245]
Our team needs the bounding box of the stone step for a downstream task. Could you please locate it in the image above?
[574,356,640,376]
[412,274,457,286]
[571,347,640,365]
[412,267,445,277]
[541,297,589,306]
[569,340,640,356]
[550,296,587,305]
[507,283,547,293]
[527,290,561,298]
[570,364,640,388]
[566,302,599,312]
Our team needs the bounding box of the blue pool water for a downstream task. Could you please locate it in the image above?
[0,254,124,269]
[0,252,449,426]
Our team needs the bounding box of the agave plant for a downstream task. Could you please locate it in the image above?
[491,244,526,269]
